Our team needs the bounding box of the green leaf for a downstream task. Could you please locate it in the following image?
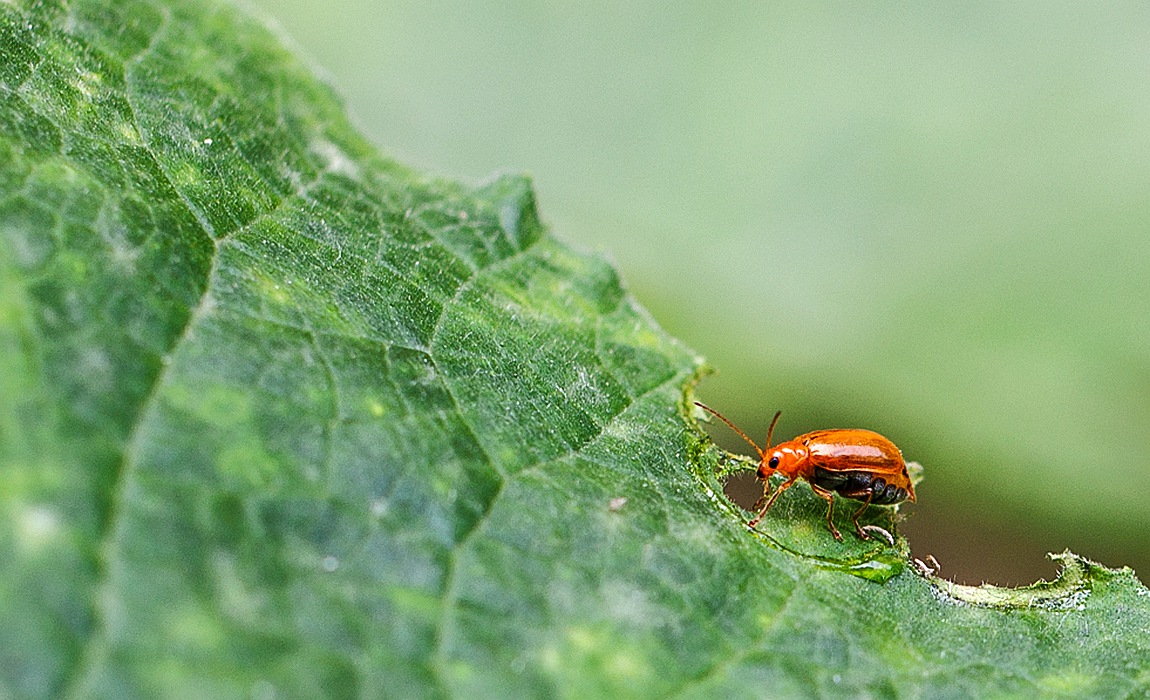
[2,1,1148,699]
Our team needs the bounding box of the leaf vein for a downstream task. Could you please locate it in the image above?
[61,246,221,699]
[661,581,801,700]
[426,231,545,350]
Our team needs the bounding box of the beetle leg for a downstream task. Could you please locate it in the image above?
[747,475,798,528]
[851,491,874,540]
[808,484,842,541]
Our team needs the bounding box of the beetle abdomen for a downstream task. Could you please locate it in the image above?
[812,467,910,505]
[867,477,909,505]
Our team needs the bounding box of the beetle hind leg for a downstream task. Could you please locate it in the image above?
[850,492,891,543]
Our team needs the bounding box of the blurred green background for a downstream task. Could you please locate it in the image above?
[246,1,1150,585]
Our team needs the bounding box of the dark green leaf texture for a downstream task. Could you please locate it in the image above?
[2,1,1148,698]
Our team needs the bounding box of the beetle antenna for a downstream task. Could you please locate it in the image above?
[764,410,782,451]
[693,401,766,460]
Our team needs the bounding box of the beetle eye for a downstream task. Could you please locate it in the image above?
[768,456,779,469]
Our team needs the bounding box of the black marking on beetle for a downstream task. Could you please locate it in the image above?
[811,467,909,505]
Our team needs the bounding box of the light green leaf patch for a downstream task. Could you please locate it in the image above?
[1,1,1148,699]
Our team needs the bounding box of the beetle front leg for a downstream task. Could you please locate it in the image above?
[748,475,798,528]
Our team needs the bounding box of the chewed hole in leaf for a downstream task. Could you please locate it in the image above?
[722,469,760,511]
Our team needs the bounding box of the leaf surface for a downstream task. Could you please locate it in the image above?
[1,1,1148,698]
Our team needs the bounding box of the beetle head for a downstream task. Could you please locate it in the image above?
[758,450,782,479]
[759,443,807,480]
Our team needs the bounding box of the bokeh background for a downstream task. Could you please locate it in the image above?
[246,1,1150,586]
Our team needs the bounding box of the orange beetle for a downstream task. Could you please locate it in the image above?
[695,402,916,542]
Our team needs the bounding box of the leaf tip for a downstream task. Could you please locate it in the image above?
[473,173,545,251]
